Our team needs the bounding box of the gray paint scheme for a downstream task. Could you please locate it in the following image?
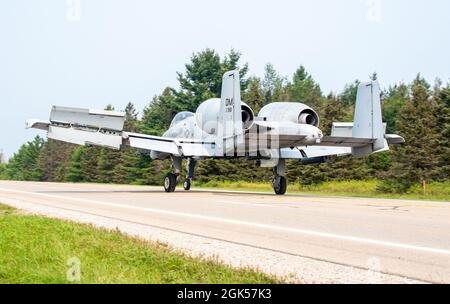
[26,70,404,193]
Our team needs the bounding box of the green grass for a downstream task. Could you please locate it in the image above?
[193,180,450,202]
[0,204,279,284]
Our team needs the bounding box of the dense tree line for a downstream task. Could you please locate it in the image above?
[1,49,449,192]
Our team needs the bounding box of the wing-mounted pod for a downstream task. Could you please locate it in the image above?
[27,106,125,150]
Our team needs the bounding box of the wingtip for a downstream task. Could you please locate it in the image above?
[25,119,50,131]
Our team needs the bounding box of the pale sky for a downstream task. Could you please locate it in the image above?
[1,0,449,159]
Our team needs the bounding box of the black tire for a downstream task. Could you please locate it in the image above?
[164,173,177,192]
[273,176,287,195]
[183,179,191,191]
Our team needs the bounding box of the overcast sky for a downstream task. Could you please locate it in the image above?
[1,0,449,159]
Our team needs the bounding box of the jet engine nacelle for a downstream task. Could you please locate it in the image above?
[195,98,254,135]
[258,102,320,127]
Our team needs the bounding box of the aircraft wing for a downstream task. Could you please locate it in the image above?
[279,146,351,160]
[244,121,308,150]
[26,106,216,157]
[315,136,375,147]
[124,132,216,157]
[314,134,405,147]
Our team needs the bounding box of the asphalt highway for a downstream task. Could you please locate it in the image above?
[1,181,449,283]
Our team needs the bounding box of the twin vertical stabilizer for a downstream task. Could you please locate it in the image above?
[352,81,387,157]
[216,70,244,156]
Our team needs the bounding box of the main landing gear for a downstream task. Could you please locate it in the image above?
[164,157,196,193]
[272,159,287,195]
[164,156,287,195]
[164,173,177,193]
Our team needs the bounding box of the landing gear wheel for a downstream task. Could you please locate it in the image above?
[183,179,191,191]
[164,173,177,192]
[273,176,287,195]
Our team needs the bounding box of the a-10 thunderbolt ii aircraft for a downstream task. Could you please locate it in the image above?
[27,70,404,195]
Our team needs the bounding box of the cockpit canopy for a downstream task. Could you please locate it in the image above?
[169,111,194,128]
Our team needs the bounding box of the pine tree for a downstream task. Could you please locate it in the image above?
[339,80,360,106]
[435,84,450,180]
[262,63,288,104]
[113,147,144,184]
[141,49,249,137]
[385,75,441,191]
[174,49,248,112]
[5,136,44,181]
[37,139,76,182]
[382,84,409,134]
[66,146,85,182]
[140,89,176,136]
[0,163,6,179]
[124,102,139,132]
[0,150,5,179]
[79,146,101,182]
[318,94,346,135]
[288,66,323,107]
[113,102,150,184]
[96,148,120,183]
[243,77,264,113]
[95,104,123,183]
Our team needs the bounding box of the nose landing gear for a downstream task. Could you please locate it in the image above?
[183,158,196,191]
[183,179,191,191]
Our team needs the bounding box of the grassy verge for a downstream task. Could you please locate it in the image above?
[193,180,450,202]
[0,204,278,284]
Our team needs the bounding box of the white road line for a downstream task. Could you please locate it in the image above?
[215,200,280,208]
[1,186,450,256]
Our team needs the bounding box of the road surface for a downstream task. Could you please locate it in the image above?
[1,181,449,283]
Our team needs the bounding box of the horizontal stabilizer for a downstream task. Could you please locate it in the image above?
[386,134,405,145]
